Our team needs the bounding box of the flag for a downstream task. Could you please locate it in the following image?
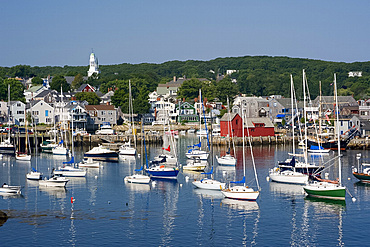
[162,145,170,152]
[325,114,330,123]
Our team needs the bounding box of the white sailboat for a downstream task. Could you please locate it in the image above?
[303,74,347,201]
[0,184,21,194]
[0,85,15,155]
[119,80,137,156]
[186,89,209,160]
[53,86,69,156]
[16,114,31,161]
[39,176,69,187]
[221,108,260,201]
[183,157,207,171]
[269,74,309,184]
[27,116,42,180]
[125,127,150,184]
[216,97,237,166]
[79,158,100,168]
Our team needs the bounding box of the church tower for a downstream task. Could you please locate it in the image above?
[88,50,100,77]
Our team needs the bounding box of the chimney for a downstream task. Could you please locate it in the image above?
[173,76,176,82]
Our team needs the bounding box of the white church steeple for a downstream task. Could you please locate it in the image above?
[88,50,100,77]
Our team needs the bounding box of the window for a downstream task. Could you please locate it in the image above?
[45,110,48,117]
[32,111,39,115]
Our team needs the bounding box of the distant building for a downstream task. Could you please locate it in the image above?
[77,84,96,93]
[87,51,100,77]
[348,71,362,77]
[9,101,25,126]
[85,104,117,129]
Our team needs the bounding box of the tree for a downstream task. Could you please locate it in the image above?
[31,76,44,85]
[75,92,101,105]
[50,75,70,91]
[71,74,84,90]
[0,79,26,102]
[177,79,203,101]
[215,78,238,103]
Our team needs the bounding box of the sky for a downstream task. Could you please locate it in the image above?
[1,0,370,67]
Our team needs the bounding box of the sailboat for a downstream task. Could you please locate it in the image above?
[352,153,370,183]
[269,74,309,184]
[54,108,86,177]
[52,86,69,155]
[119,80,137,156]
[303,74,346,200]
[124,126,150,184]
[192,125,226,190]
[0,84,15,155]
[40,106,58,153]
[221,107,260,201]
[216,96,237,166]
[186,89,209,160]
[16,113,31,161]
[26,115,42,180]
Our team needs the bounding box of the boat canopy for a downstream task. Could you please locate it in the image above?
[63,156,74,164]
[310,145,324,150]
[201,166,213,175]
[230,176,245,184]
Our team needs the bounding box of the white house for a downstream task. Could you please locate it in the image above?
[153,99,177,125]
[29,100,54,125]
[9,101,26,126]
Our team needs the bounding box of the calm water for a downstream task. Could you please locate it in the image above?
[1,135,369,246]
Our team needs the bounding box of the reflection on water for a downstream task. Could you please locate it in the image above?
[39,187,67,198]
[125,182,151,192]
[221,198,259,211]
[193,189,224,200]
[269,182,305,196]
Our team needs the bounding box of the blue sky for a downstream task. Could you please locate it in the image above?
[1,0,369,67]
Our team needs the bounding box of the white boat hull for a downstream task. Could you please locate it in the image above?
[192,179,226,190]
[26,171,42,180]
[269,170,309,185]
[124,174,150,184]
[39,177,69,187]
[52,146,69,155]
[221,186,260,201]
[216,155,236,166]
[16,154,31,161]
[186,150,209,160]
[0,185,21,194]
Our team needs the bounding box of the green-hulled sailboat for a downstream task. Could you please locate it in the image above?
[303,73,346,201]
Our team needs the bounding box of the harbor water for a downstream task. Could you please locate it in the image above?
[0,135,369,246]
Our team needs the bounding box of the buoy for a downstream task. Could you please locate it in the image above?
[180,184,183,187]
[266,176,270,181]
[352,197,357,202]
[71,197,75,203]
[108,201,111,204]
[185,176,189,182]
[348,177,351,180]
[95,175,98,179]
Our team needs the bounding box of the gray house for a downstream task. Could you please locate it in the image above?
[232,96,269,119]
[29,100,54,125]
[9,101,26,126]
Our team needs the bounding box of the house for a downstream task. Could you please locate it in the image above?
[65,101,89,130]
[9,101,25,126]
[28,100,54,125]
[177,102,199,123]
[312,96,359,115]
[100,90,114,105]
[148,91,159,113]
[359,99,370,120]
[77,84,96,93]
[152,99,177,125]
[0,101,8,123]
[232,96,269,119]
[141,113,155,125]
[268,98,305,125]
[220,113,275,137]
[351,116,370,137]
[24,85,48,103]
[85,104,117,130]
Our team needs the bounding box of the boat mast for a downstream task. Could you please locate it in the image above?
[198,89,202,149]
[334,74,342,185]
[302,70,308,164]
[129,80,136,149]
[241,104,246,186]
[290,74,295,155]
[319,81,322,135]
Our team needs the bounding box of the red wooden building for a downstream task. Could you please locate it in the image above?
[220,113,275,137]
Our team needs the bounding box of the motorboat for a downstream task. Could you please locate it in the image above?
[0,184,21,194]
[269,157,309,185]
[183,158,207,171]
[39,176,69,187]
[79,158,100,168]
[216,153,236,166]
[95,124,115,135]
[196,129,208,137]
[84,145,119,162]
[186,148,209,160]
[53,166,86,177]
[307,145,331,154]
[119,141,136,156]
[146,164,179,179]
[124,174,150,184]
[0,139,15,155]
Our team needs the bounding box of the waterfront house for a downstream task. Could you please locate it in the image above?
[24,85,48,103]
[65,101,89,130]
[152,99,177,125]
[177,102,199,123]
[312,96,359,114]
[268,98,304,125]
[9,101,25,126]
[220,113,275,137]
[0,101,8,123]
[28,100,54,125]
[232,96,269,119]
[350,116,370,137]
[100,90,114,105]
[358,99,370,120]
[85,104,117,130]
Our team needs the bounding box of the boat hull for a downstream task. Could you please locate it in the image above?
[216,155,236,166]
[353,172,370,183]
[84,152,119,162]
[0,147,15,155]
[221,187,260,201]
[39,177,69,187]
[269,171,309,185]
[303,183,346,200]
[26,172,42,180]
[192,179,226,190]
[146,167,179,179]
[124,174,150,184]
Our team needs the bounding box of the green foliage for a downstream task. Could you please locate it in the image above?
[177,79,203,101]
[75,92,101,105]
[0,79,26,102]
[71,74,84,90]
[31,77,43,85]
[50,75,70,92]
